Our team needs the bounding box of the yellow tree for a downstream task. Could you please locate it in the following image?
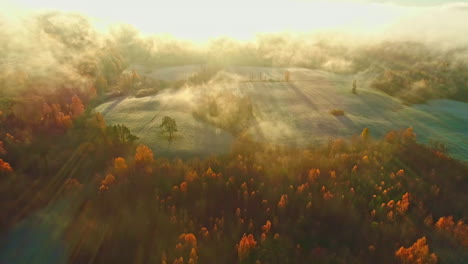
[395,237,437,264]
[237,234,257,261]
[135,144,154,174]
[70,95,85,118]
[0,159,13,173]
[135,145,154,165]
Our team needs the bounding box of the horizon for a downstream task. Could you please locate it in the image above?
[2,0,468,42]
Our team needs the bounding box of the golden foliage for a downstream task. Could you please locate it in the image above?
[435,216,468,246]
[396,192,410,215]
[308,168,320,183]
[205,166,214,176]
[5,133,15,142]
[0,159,13,173]
[189,247,198,264]
[101,173,116,186]
[70,95,85,118]
[199,227,209,239]
[135,144,154,165]
[56,111,72,129]
[99,185,109,192]
[453,221,468,247]
[241,182,248,191]
[173,257,184,264]
[99,173,115,192]
[297,183,308,193]
[395,237,437,264]
[262,220,272,234]
[322,187,334,200]
[361,128,370,140]
[435,216,454,231]
[361,155,369,164]
[179,233,197,248]
[238,234,257,260]
[180,181,188,192]
[387,211,394,221]
[396,169,405,177]
[114,157,128,173]
[278,194,288,209]
[204,166,220,178]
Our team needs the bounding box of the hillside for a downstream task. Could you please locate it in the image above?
[96,66,468,161]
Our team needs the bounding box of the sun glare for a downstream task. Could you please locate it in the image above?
[4,0,415,41]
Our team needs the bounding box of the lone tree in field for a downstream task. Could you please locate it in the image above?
[352,79,357,94]
[160,116,178,140]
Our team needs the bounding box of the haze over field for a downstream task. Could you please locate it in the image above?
[96,66,468,160]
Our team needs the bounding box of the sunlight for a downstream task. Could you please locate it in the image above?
[5,0,415,41]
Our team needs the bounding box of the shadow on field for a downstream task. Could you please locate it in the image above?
[335,115,356,130]
[288,83,320,111]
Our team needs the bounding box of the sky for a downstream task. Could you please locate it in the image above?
[1,0,468,41]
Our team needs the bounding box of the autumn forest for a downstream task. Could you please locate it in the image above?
[1,1,468,264]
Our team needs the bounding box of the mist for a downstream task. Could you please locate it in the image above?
[1,1,468,130]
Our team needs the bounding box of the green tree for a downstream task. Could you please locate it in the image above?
[160,116,178,140]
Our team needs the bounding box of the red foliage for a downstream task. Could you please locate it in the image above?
[396,192,410,215]
[278,194,288,209]
[101,173,116,186]
[435,216,468,247]
[180,181,188,192]
[179,233,197,248]
[395,237,437,264]
[0,159,13,173]
[262,220,272,233]
[307,168,320,183]
[238,234,257,260]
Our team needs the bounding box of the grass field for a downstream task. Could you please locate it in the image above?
[96,66,468,161]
